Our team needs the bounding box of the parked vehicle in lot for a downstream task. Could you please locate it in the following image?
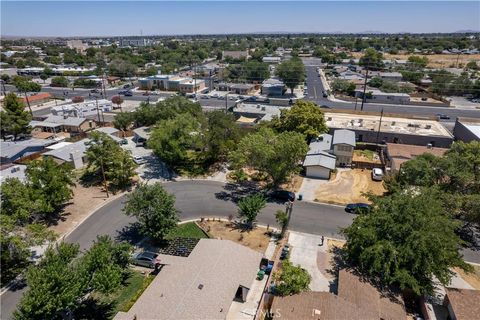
[371,168,384,181]
[124,91,133,96]
[322,91,328,98]
[269,190,295,202]
[133,156,147,164]
[345,203,371,214]
[131,251,161,269]
[90,89,100,93]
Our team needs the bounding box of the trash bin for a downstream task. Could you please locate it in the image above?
[298,194,303,201]
[257,270,265,280]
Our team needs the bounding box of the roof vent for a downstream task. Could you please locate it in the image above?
[425,125,432,129]
[198,284,204,290]
[427,143,433,149]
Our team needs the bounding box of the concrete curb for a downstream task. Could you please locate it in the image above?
[0,190,128,296]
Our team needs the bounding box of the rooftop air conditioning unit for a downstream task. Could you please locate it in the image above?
[425,125,432,129]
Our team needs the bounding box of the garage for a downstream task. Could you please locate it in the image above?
[305,165,331,179]
[303,152,336,179]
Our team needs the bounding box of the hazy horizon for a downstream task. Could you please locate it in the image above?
[1,1,479,37]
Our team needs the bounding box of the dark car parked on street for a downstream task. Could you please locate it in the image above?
[270,190,295,202]
[345,203,371,214]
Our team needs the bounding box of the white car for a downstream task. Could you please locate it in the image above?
[133,156,147,165]
[372,168,384,181]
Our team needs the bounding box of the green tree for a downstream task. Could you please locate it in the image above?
[149,113,204,166]
[13,76,41,93]
[113,111,133,131]
[50,76,69,87]
[331,79,356,96]
[39,73,48,83]
[342,189,470,295]
[466,60,479,70]
[407,55,429,69]
[205,111,241,161]
[368,77,383,88]
[111,95,124,110]
[123,183,179,242]
[108,58,137,77]
[274,260,311,296]
[237,194,266,226]
[275,210,289,237]
[26,157,75,217]
[271,100,328,140]
[0,178,39,225]
[0,92,32,140]
[244,60,270,82]
[359,48,384,70]
[85,132,136,190]
[14,236,130,320]
[275,57,305,94]
[230,128,308,186]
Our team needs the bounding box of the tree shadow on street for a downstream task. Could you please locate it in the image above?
[116,222,143,246]
[214,182,262,203]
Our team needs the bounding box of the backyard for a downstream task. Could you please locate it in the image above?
[315,169,386,205]
[198,220,272,253]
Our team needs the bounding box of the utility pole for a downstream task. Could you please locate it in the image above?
[360,68,369,111]
[95,97,102,127]
[354,96,358,111]
[100,157,109,198]
[225,92,228,112]
[375,108,384,145]
[283,201,294,237]
[23,89,33,114]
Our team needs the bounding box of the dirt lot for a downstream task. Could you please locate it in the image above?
[454,265,480,290]
[281,174,304,193]
[350,52,480,69]
[314,169,386,205]
[48,183,125,236]
[198,220,271,253]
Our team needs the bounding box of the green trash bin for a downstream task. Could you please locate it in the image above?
[257,270,265,280]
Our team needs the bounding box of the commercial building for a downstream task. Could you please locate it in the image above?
[114,239,263,320]
[120,38,150,47]
[232,102,287,122]
[270,269,406,320]
[17,66,95,76]
[217,83,256,95]
[262,56,282,64]
[51,99,113,118]
[261,78,286,96]
[324,112,454,148]
[138,74,205,93]
[453,118,480,143]
[355,89,411,104]
[66,40,88,54]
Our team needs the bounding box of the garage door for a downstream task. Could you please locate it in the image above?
[306,166,331,179]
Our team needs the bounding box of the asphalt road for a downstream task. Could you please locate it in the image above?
[1,180,479,319]
[302,64,480,119]
[0,180,351,319]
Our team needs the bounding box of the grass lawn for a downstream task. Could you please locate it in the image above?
[92,271,154,317]
[165,222,209,240]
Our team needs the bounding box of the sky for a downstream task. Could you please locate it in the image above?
[1,1,479,37]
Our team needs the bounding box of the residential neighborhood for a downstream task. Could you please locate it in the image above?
[1,2,480,320]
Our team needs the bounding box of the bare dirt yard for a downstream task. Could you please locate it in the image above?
[281,174,304,193]
[314,169,386,205]
[454,265,480,290]
[198,220,271,253]
[350,52,480,69]
[48,183,125,236]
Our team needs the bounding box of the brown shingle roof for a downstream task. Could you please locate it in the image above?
[22,92,52,103]
[445,288,480,320]
[271,270,406,320]
[338,270,406,320]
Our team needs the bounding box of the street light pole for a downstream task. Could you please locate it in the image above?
[360,68,369,112]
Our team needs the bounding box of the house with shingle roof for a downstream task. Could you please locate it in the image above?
[271,269,406,320]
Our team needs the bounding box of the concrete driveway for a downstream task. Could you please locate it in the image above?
[287,231,333,292]
[297,177,328,202]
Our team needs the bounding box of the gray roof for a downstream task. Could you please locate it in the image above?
[307,134,332,155]
[43,139,89,162]
[1,139,56,161]
[114,239,263,320]
[133,126,151,140]
[333,129,356,147]
[45,115,88,127]
[30,120,62,129]
[303,151,336,170]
